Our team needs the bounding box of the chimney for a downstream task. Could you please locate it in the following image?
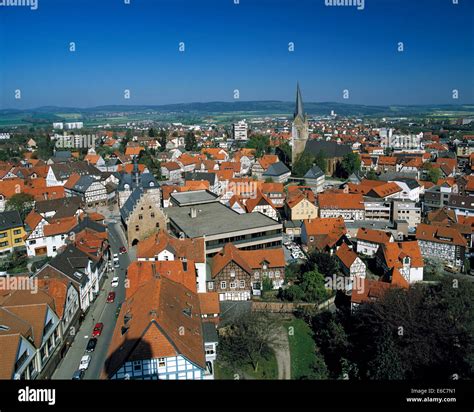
[189,207,197,219]
[182,259,188,271]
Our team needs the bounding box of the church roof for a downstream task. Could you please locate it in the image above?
[294,82,305,120]
[304,140,352,158]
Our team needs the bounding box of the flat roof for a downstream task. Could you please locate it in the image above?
[170,190,219,206]
[166,202,281,238]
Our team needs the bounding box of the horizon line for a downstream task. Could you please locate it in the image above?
[2,100,474,112]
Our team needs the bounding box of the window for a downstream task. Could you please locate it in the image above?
[275,270,280,278]
[230,270,235,278]
[309,236,315,242]
[138,214,143,220]
[13,229,21,235]
[135,225,139,231]
[29,240,36,245]
[0,232,7,238]
[239,280,245,288]
[14,238,22,244]
[15,350,29,372]
[133,361,142,371]
[220,281,226,289]
[158,358,166,367]
[230,282,236,289]
[208,282,214,290]
[151,213,155,218]
[52,246,57,252]
[156,223,160,228]
[254,272,260,279]
[269,271,274,278]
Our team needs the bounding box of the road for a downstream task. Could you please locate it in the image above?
[271,326,291,380]
[52,218,134,380]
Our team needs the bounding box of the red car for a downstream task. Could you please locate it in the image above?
[92,322,103,337]
[107,292,116,303]
[119,246,126,254]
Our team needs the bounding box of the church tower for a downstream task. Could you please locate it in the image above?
[291,82,309,165]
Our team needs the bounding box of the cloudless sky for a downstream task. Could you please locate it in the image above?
[0,0,473,108]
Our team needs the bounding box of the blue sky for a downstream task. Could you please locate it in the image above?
[0,0,473,108]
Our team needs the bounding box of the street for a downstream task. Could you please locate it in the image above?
[52,217,134,380]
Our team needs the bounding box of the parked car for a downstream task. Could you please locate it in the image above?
[113,253,120,267]
[107,291,116,303]
[92,322,103,337]
[79,355,91,371]
[111,277,119,288]
[444,264,459,273]
[86,338,97,352]
[119,246,126,254]
[72,369,84,380]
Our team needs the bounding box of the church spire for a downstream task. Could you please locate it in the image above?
[294,82,304,119]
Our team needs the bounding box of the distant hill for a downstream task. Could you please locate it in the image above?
[1,101,473,126]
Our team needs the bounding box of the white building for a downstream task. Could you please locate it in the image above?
[233,120,248,141]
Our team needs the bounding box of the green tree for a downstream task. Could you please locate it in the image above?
[246,135,270,158]
[352,278,474,379]
[6,193,34,220]
[292,152,314,177]
[184,131,197,151]
[338,152,361,178]
[261,277,274,297]
[159,130,167,151]
[300,270,328,303]
[424,163,441,184]
[314,150,327,174]
[306,251,340,276]
[367,329,406,379]
[218,312,279,373]
[148,128,156,138]
[365,169,379,180]
[279,284,305,302]
[277,142,292,165]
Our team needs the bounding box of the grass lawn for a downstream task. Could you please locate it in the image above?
[284,318,317,379]
[214,350,278,380]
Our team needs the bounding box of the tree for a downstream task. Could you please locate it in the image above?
[218,312,279,372]
[306,250,340,276]
[424,163,441,184]
[338,152,361,178]
[350,278,474,379]
[148,128,156,138]
[279,284,305,302]
[311,311,350,378]
[246,135,270,158]
[6,193,34,220]
[138,150,162,180]
[367,329,406,379]
[365,170,379,180]
[292,152,314,177]
[159,130,167,151]
[184,131,197,151]
[314,150,327,174]
[300,270,328,303]
[277,142,292,165]
[261,277,274,297]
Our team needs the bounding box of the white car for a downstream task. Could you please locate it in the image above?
[113,254,120,267]
[79,355,91,371]
[111,277,119,287]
